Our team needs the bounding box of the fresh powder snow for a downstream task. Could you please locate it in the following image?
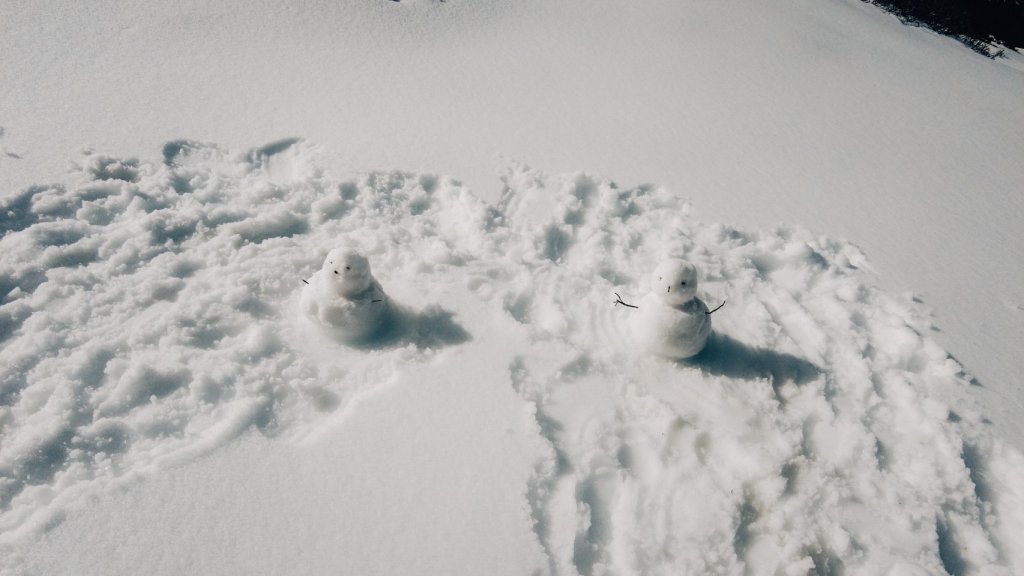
[1,141,1022,574]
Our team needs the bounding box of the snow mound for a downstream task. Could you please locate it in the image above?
[1,141,1022,573]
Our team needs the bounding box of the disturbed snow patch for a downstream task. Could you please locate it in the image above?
[493,164,1024,574]
[1,142,1022,573]
[0,139,486,544]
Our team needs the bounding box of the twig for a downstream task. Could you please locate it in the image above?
[706,300,726,315]
[614,293,638,309]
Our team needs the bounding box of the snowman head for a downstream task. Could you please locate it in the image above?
[652,259,698,306]
[322,248,373,298]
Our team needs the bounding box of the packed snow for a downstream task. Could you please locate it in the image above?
[1,141,1022,574]
[630,259,714,360]
[300,248,394,345]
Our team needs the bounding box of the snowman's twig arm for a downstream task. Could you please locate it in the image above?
[706,300,726,315]
[614,293,638,309]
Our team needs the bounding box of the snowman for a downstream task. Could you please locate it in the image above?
[627,259,716,359]
[300,247,391,343]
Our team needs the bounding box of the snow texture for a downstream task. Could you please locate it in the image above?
[1,142,1023,574]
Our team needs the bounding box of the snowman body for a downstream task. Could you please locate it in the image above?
[631,259,711,359]
[300,248,390,343]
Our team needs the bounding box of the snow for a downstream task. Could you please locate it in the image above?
[630,259,713,360]
[299,248,393,344]
[4,0,1024,446]
[1,142,1022,573]
[2,0,1024,573]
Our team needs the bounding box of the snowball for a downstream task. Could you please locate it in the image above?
[651,258,699,306]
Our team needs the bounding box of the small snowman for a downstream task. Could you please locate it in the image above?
[300,247,391,343]
[627,259,717,359]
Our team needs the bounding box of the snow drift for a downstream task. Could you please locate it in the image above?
[1,140,1022,574]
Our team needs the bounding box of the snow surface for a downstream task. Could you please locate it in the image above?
[2,141,1023,574]
[3,0,1024,450]
[3,0,1024,573]
[299,248,394,345]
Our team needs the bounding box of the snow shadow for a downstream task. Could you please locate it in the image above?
[687,332,821,391]
[343,304,471,351]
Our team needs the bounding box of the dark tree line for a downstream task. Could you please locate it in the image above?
[866,0,1023,57]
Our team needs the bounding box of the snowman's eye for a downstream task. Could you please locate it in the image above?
[345,266,351,271]
[681,281,686,286]
[334,270,338,274]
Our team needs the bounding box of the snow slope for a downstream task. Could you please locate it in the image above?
[2,141,1023,574]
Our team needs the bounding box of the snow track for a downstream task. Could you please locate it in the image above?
[1,142,1022,573]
